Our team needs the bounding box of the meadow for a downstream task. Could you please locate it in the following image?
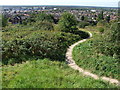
[2,12,119,88]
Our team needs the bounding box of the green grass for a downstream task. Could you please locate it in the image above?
[73,27,119,80]
[2,59,118,88]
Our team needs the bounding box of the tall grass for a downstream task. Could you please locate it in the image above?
[2,59,118,88]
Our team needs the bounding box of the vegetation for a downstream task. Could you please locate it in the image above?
[81,16,85,21]
[2,26,81,65]
[58,12,77,33]
[2,11,119,88]
[2,15,8,27]
[78,21,90,28]
[22,13,55,25]
[97,22,120,59]
[98,27,104,33]
[73,23,120,80]
[97,11,104,21]
[105,15,110,23]
[34,21,54,30]
[2,59,118,88]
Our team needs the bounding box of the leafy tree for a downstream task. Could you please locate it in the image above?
[78,21,89,28]
[107,22,120,58]
[110,22,120,43]
[97,11,104,21]
[37,13,54,23]
[97,22,120,58]
[105,15,110,23]
[34,21,54,30]
[81,16,85,21]
[24,13,55,25]
[58,12,77,33]
[2,15,8,27]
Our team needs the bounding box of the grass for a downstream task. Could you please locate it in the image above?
[73,27,119,80]
[2,59,118,88]
[2,25,119,88]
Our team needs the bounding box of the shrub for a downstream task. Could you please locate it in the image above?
[97,20,106,27]
[58,12,77,33]
[37,13,54,23]
[22,13,55,25]
[2,15,8,27]
[95,22,120,59]
[78,21,89,28]
[2,30,80,65]
[34,21,54,30]
[98,27,104,33]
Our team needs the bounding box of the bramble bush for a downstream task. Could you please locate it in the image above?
[96,22,120,59]
[98,27,104,33]
[34,21,54,31]
[2,30,81,65]
[78,21,90,28]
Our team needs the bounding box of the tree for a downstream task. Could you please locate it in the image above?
[104,22,120,58]
[58,12,77,33]
[78,21,89,28]
[105,15,110,23]
[2,15,8,27]
[81,16,85,21]
[34,21,54,31]
[97,11,104,21]
[37,13,54,23]
[110,22,120,43]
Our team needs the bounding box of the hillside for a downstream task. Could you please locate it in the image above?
[2,59,118,88]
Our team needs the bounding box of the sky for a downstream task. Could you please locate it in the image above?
[0,0,120,7]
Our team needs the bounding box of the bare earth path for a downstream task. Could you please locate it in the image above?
[66,31,120,86]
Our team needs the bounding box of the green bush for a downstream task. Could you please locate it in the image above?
[78,21,89,28]
[96,22,120,58]
[97,20,106,27]
[2,30,80,65]
[34,21,54,30]
[2,15,8,27]
[37,13,54,23]
[58,12,77,33]
[22,13,55,25]
[98,27,104,33]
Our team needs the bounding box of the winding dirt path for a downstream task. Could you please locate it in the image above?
[66,31,120,86]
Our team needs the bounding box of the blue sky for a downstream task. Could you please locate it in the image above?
[0,0,119,7]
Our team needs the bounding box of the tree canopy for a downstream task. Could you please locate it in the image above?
[58,12,77,33]
[97,11,104,21]
[2,15,8,27]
